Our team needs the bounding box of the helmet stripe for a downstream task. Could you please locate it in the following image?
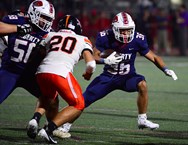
[65,15,70,28]
[121,12,128,24]
[49,4,54,15]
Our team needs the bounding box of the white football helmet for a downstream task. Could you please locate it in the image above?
[28,0,55,32]
[112,12,135,43]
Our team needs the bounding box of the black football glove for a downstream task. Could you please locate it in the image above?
[17,24,32,36]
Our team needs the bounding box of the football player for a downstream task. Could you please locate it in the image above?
[34,15,96,144]
[0,0,65,139]
[61,12,178,134]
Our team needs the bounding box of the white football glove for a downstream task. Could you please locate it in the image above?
[164,69,178,80]
[103,52,123,65]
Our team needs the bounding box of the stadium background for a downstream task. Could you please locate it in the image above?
[1,0,188,56]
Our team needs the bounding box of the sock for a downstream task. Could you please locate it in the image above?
[46,121,58,135]
[32,112,42,123]
[138,113,147,120]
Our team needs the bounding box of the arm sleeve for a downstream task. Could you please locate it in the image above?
[82,37,93,54]
[137,34,150,56]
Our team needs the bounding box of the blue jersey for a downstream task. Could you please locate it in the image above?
[83,29,149,107]
[0,14,47,103]
[1,14,47,74]
[95,29,149,76]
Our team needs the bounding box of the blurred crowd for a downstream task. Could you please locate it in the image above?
[135,0,188,56]
[1,0,188,56]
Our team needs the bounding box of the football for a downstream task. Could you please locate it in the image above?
[100,49,115,58]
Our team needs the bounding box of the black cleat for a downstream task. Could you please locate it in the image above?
[38,128,57,144]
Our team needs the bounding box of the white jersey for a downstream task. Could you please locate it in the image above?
[37,29,93,78]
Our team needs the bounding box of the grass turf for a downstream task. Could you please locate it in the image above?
[0,56,188,145]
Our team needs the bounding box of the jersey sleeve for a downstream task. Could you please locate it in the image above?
[2,15,26,25]
[83,37,93,54]
[136,32,150,56]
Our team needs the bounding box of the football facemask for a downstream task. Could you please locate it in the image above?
[28,0,55,32]
[112,12,135,43]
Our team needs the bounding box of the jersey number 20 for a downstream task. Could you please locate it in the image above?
[49,35,77,54]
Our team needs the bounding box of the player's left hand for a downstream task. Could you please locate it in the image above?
[164,69,178,80]
[17,24,32,36]
[82,72,92,80]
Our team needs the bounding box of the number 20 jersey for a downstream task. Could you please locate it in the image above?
[96,29,150,76]
[37,29,93,78]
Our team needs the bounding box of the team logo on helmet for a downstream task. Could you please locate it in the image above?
[33,0,43,6]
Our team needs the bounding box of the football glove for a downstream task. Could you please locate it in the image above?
[103,52,123,65]
[17,24,32,36]
[164,69,178,80]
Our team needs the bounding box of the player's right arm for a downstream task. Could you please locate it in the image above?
[93,46,122,65]
[0,15,32,36]
[0,22,17,35]
[94,30,122,65]
[81,37,96,81]
[82,50,96,80]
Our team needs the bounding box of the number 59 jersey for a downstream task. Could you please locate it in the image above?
[37,29,93,78]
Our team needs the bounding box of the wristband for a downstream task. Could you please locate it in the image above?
[162,66,168,72]
[86,60,96,73]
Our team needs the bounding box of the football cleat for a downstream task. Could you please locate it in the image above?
[27,119,38,139]
[138,118,159,130]
[53,127,71,139]
[38,128,57,144]
[60,123,72,133]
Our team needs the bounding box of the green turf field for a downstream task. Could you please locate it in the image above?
[0,56,188,145]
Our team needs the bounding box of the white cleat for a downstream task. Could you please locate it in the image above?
[27,119,38,139]
[138,119,159,130]
[53,127,71,139]
[61,123,72,133]
[38,128,57,144]
[53,123,72,139]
